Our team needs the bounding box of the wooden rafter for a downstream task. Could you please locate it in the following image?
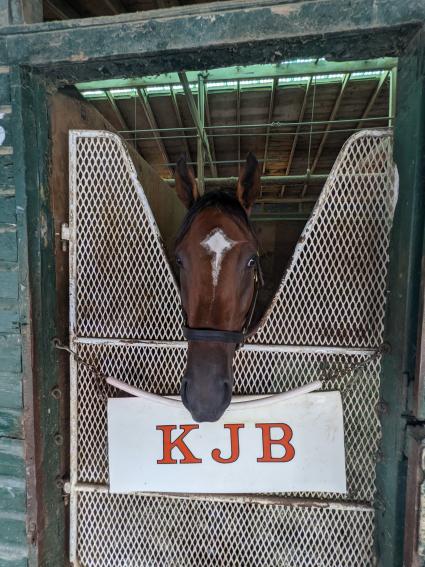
[262,77,278,175]
[137,88,173,176]
[301,73,350,196]
[178,72,217,177]
[170,90,193,164]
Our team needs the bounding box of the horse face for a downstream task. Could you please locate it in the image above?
[174,154,260,422]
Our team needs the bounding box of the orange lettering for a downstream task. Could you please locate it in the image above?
[156,424,202,464]
[255,423,295,463]
[211,424,244,464]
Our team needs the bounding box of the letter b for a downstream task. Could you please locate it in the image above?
[255,423,295,463]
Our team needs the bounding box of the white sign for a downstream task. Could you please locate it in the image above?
[107,392,346,494]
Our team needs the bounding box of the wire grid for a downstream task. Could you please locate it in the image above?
[73,132,184,340]
[77,492,375,567]
[76,343,380,502]
[251,130,398,347]
[70,129,397,566]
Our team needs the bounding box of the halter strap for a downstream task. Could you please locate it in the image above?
[183,328,244,344]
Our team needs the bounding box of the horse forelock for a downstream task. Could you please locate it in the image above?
[175,189,257,247]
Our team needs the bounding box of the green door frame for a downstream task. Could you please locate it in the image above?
[2,2,425,565]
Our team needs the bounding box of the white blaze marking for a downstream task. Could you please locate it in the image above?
[201,228,236,288]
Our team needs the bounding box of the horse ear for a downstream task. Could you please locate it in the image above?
[237,152,260,213]
[174,156,200,209]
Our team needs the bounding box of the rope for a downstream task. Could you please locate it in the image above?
[53,338,389,402]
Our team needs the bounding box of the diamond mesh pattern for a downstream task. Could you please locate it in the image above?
[77,492,375,567]
[69,129,397,566]
[76,343,380,502]
[74,132,183,340]
[251,130,397,347]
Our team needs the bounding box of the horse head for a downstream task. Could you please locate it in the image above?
[174,153,262,422]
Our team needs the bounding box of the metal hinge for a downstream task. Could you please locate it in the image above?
[61,223,70,252]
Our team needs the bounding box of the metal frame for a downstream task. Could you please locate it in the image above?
[67,127,397,565]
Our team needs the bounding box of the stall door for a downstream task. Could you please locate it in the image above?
[68,129,397,566]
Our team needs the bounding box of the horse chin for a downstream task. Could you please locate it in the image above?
[180,341,235,423]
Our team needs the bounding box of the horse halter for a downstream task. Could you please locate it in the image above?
[182,254,264,348]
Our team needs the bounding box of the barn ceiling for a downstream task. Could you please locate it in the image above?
[74,57,396,219]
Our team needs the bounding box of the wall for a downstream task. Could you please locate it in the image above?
[0,67,30,566]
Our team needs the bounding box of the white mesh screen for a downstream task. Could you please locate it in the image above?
[69,129,397,566]
[77,492,375,567]
[251,130,397,347]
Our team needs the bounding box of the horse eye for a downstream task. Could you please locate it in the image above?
[247,256,256,268]
[175,256,183,267]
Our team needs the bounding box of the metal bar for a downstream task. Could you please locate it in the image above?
[262,77,278,175]
[281,77,312,197]
[136,87,173,176]
[170,90,193,163]
[69,482,374,511]
[164,174,328,186]
[197,74,205,194]
[251,214,312,222]
[74,336,375,357]
[357,71,389,129]
[178,71,217,176]
[117,114,392,134]
[204,79,217,177]
[302,73,351,196]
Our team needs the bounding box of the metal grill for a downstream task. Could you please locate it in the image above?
[69,129,398,566]
[252,130,398,347]
[77,492,375,567]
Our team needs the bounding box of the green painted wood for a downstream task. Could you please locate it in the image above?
[0,407,22,439]
[0,334,21,373]
[0,376,21,411]
[0,155,14,187]
[0,478,25,514]
[0,557,27,567]
[10,67,62,567]
[0,73,10,105]
[375,27,425,567]
[0,299,19,333]
[0,225,17,262]
[0,0,421,83]
[0,511,26,548]
[0,194,16,224]
[0,439,24,478]
[0,264,18,300]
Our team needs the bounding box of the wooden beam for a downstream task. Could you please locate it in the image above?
[105,90,145,159]
[357,70,389,129]
[204,83,217,178]
[262,77,278,175]
[178,72,217,177]
[170,90,193,164]
[136,88,173,176]
[2,1,422,81]
[77,58,399,91]
[280,77,312,197]
[301,73,350,196]
[44,0,79,19]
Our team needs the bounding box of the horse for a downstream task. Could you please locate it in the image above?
[173,153,263,422]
